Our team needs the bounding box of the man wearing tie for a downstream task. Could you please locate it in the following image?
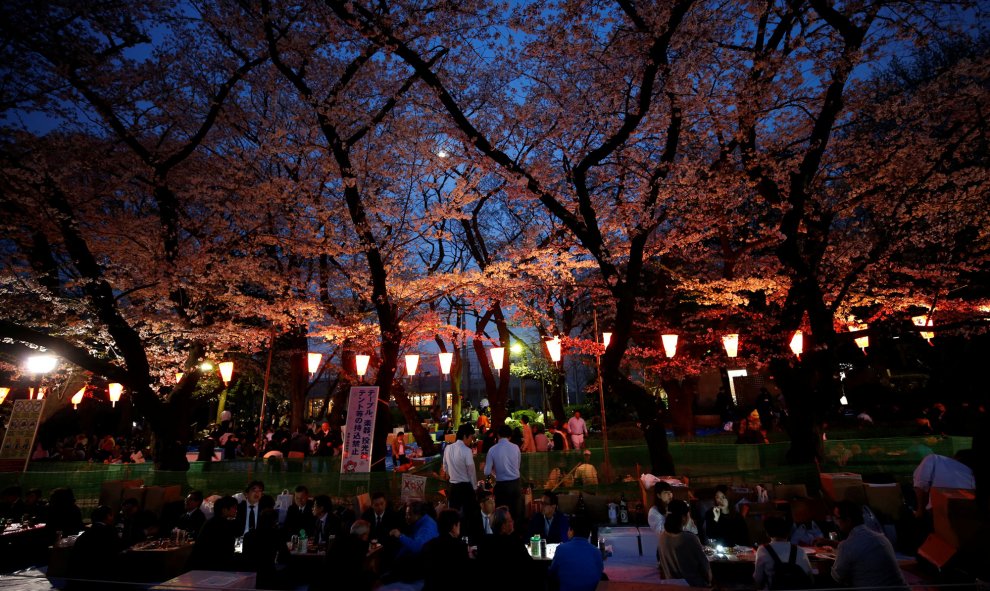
[463,489,496,543]
[236,480,265,536]
[527,491,569,543]
[310,494,340,546]
[361,491,401,571]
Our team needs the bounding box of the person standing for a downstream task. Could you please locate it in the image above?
[484,425,522,521]
[519,416,536,453]
[830,501,908,590]
[442,424,478,514]
[567,410,588,450]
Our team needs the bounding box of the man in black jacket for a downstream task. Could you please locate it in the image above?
[282,484,314,539]
[188,496,238,571]
[69,505,123,588]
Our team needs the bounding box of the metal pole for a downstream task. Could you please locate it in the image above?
[594,310,614,484]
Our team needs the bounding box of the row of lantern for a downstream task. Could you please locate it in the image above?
[0,382,123,409]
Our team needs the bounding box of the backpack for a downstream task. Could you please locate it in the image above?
[764,543,813,590]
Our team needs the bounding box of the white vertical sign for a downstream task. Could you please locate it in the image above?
[340,386,379,473]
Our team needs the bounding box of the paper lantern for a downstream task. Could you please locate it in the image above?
[175,372,184,384]
[602,332,612,349]
[489,347,504,371]
[722,334,739,358]
[789,330,803,358]
[307,352,322,374]
[854,334,869,353]
[218,361,234,385]
[438,352,453,376]
[404,354,419,376]
[545,336,562,363]
[34,387,47,400]
[912,316,935,343]
[71,387,85,409]
[355,354,371,377]
[661,334,678,358]
[0,387,8,404]
[108,383,123,407]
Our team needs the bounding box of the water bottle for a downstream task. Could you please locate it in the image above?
[298,529,308,553]
[619,493,628,524]
[530,535,541,557]
[608,503,618,525]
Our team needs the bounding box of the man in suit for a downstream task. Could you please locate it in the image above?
[463,488,496,543]
[282,484,314,539]
[527,490,569,543]
[176,490,206,538]
[69,505,124,587]
[310,494,341,546]
[360,491,402,572]
[188,495,239,572]
[236,480,265,537]
[361,491,401,542]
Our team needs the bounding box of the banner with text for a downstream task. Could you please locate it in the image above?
[341,386,380,473]
[0,399,46,470]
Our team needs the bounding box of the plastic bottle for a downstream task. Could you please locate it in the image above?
[619,493,628,524]
[298,528,308,553]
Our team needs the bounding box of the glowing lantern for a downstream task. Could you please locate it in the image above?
[546,336,562,363]
[490,347,504,371]
[34,387,47,400]
[661,334,678,358]
[848,324,869,353]
[839,395,849,406]
[0,387,8,404]
[307,353,322,375]
[404,354,420,377]
[912,316,935,344]
[108,383,123,407]
[26,355,57,375]
[71,387,85,409]
[789,330,803,358]
[602,332,612,349]
[355,354,371,378]
[722,334,739,358]
[218,361,234,385]
[438,352,453,376]
[175,372,184,384]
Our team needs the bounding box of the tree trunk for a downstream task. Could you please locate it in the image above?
[663,377,696,440]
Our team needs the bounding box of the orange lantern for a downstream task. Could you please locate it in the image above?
[789,330,803,358]
[355,354,371,377]
[307,352,322,375]
[71,387,85,409]
[404,354,420,376]
[108,383,123,407]
[722,334,739,358]
[218,361,234,385]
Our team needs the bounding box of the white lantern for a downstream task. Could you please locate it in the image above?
[0,387,8,404]
[175,372,184,384]
[722,334,739,358]
[490,347,505,370]
[307,352,322,375]
[218,361,234,385]
[602,332,612,349]
[108,383,123,407]
[546,336,562,363]
[71,387,85,409]
[404,354,419,377]
[438,352,453,376]
[661,334,678,358]
[355,354,371,377]
[912,316,935,343]
[789,330,803,358]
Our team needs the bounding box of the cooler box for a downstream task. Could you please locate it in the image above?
[820,473,865,504]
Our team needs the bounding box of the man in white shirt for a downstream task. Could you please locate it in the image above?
[567,410,588,450]
[484,425,522,520]
[442,424,478,514]
[912,450,975,517]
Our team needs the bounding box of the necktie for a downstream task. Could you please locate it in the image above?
[483,514,490,534]
[376,514,381,527]
[248,505,256,530]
